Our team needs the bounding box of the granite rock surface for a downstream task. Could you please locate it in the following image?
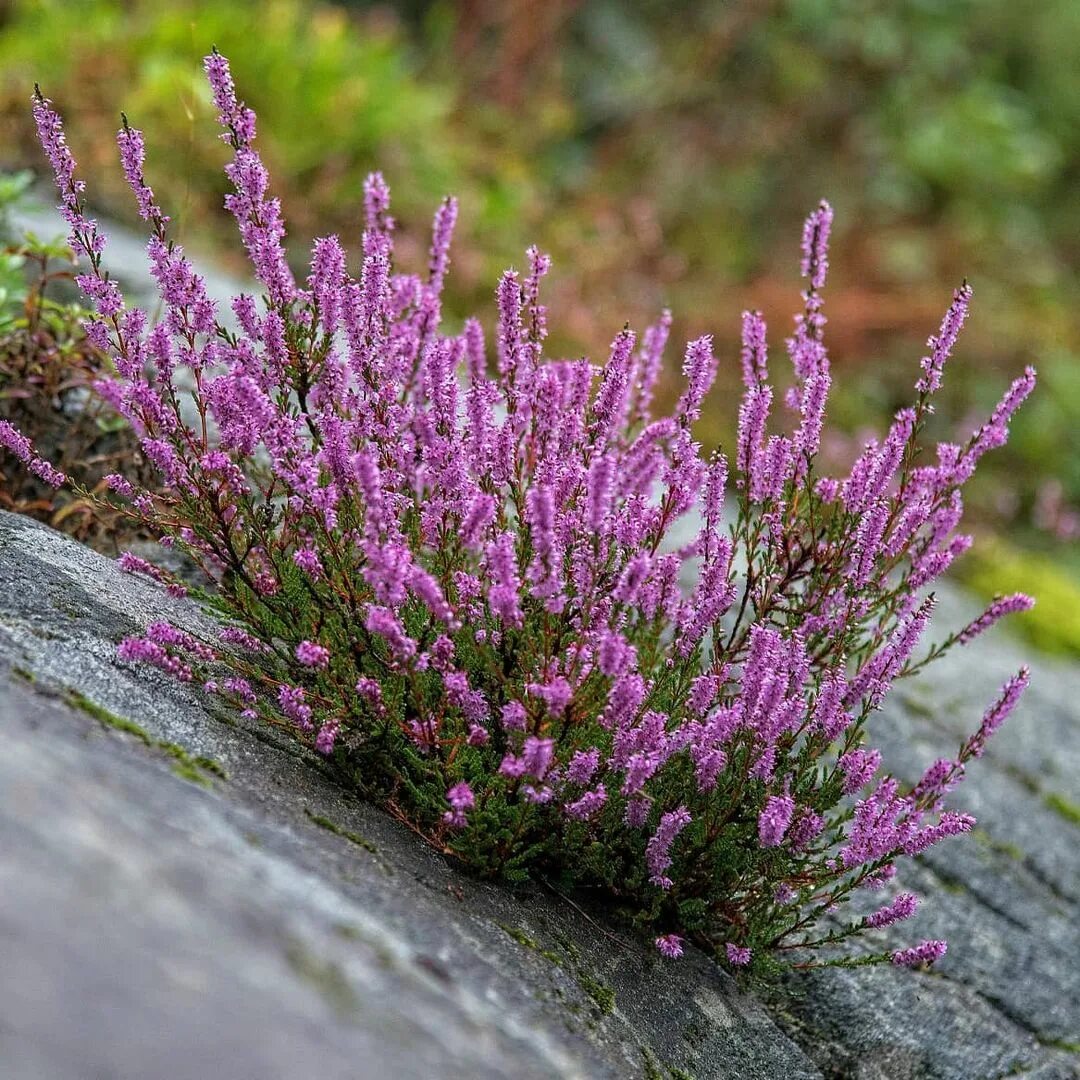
[1,510,1078,1079]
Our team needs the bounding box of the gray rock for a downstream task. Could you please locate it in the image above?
[0,510,817,1080]
[0,509,1078,1079]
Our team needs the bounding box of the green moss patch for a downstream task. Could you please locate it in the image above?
[66,688,227,787]
[304,809,380,855]
[1044,792,1080,827]
[497,920,615,1016]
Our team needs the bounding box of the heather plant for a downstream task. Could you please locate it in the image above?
[5,52,1039,973]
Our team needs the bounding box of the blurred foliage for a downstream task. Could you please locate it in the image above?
[0,0,1077,559]
[0,0,537,284]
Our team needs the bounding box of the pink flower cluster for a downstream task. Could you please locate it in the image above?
[7,53,1038,974]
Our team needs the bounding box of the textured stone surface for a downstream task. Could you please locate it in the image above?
[0,511,816,1080]
[1,515,1079,1080]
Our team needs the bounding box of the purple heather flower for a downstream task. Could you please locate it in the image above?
[793,367,831,468]
[736,385,771,493]
[812,669,851,742]
[427,196,458,292]
[526,677,573,718]
[586,452,616,532]
[117,551,167,583]
[655,934,685,959]
[295,640,330,669]
[675,335,717,426]
[498,753,527,779]
[565,748,601,786]
[686,675,721,718]
[916,284,971,396]
[362,171,394,233]
[891,939,947,968]
[364,606,417,662]
[958,595,1035,644]
[278,685,313,731]
[500,701,528,732]
[690,743,727,793]
[220,626,269,652]
[800,200,833,291]
[467,723,490,747]
[758,795,795,848]
[964,667,1030,759]
[625,795,652,829]
[904,811,976,856]
[117,636,193,682]
[865,892,919,929]
[521,736,556,780]
[838,748,882,795]
[634,309,671,422]
[315,720,339,755]
[862,864,898,891]
[32,88,106,260]
[222,677,256,705]
[443,781,475,829]
[597,629,636,678]
[292,547,325,580]
[725,943,752,967]
[23,455,66,489]
[486,533,524,627]
[591,328,636,446]
[646,806,691,889]
[117,120,164,223]
[912,757,963,806]
[788,809,826,851]
[850,500,890,588]
[739,310,768,388]
[564,784,608,822]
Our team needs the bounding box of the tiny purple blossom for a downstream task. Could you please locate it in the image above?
[295,640,330,668]
[758,795,795,848]
[725,943,752,967]
[964,667,1030,759]
[865,892,919,929]
[958,594,1035,644]
[891,940,947,968]
[443,781,475,829]
[800,200,833,290]
[646,806,691,888]
[655,934,685,959]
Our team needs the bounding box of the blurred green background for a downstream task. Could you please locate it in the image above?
[1,0,1077,650]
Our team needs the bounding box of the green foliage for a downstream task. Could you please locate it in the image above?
[304,810,380,855]
[0,0,529,272]
[1044,793,1080,828]
[65,688,227,784]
